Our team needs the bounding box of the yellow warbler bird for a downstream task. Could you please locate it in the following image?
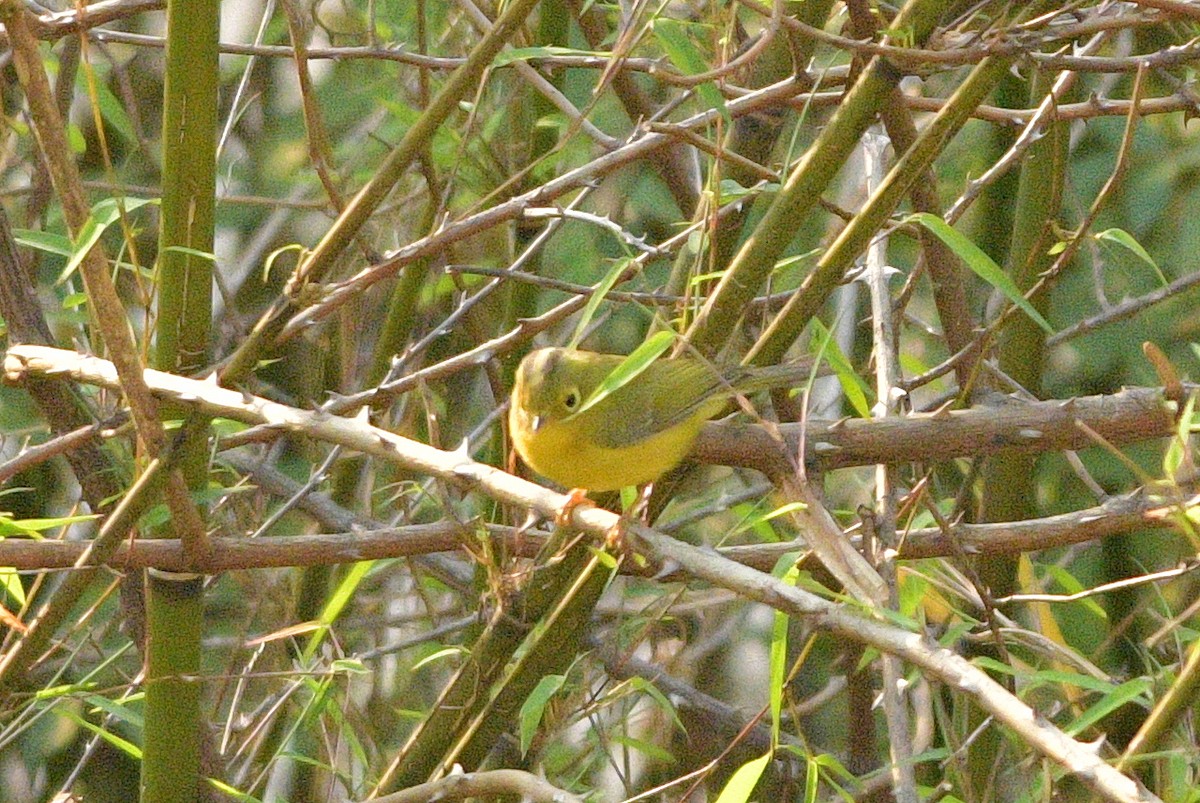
[509,347,808,492]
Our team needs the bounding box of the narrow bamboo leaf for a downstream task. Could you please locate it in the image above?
[770,559,801,739]
[206,780,263,803]
[0,512,98,537]
[0,567,25,607]
[897,568,929,621]
[972,656,1018,676]
[907,212,1054,334]
[11,228,73,257]
[729,501,807,540]
[519,674,567,756]
[1065,678,1152,736]
[810,319,870,417]
[67,124,86,154]
[1095,228,1167,284]
[493,45,610,67]
[1040,563,1107,621]
[161,245,217,261]
[611,733,677,762]
[810,751,858,783]
[772,248,821,275]
[714,751,772,803]
[572,329,675,417]
[628,676,684,731]
[411,647,468,672]
[652,18,729,122]
[80,70,139,144]
[330,658,369,674]
[84,693,144,728]
[718,178,780,204]
[58,197,157,285]
[588,543,619,569]
[303,559,373,660]
[568,256,634,349]
[1166,395,1199,480]
[57,707,142,759]
[35,683,97,702]
[1027,669,1117,695]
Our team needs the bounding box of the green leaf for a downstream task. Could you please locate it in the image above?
[330,658,370,674]
[729,501,807,540]
[571,330,676,418]
[58,197,158,285]
[611,733,677,762]
[628,675,684,732]
[972,655,1018,676]
[411,646,467,672]
[1095,228,1167,285]
[0,567,25,607]
[493,45,610,68]
[205,780,263,803]
[1026,669,1117,695]
[304,559,374,660]
[35,682,98,700]
[67,123,86,154]
[11,228,73,257]
[84,693,144,729]
[1165,394,1197,478]
[652,18,729,122]
[809,319,871,417]
[161,245,217,262]
[568,256,634,349]
[718,178,780,205]
[770,560,801,741]
[79,69,139,144]
[519,674,567,756]
[1065,677,1151,736]
[714,751,771,803]
[0,512,99,537]
[907,213,1054,334]
[1040,563,1107,621]
[56,706,142,759]
[589,543,619,569]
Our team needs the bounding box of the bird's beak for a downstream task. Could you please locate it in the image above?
[531,415,545,433]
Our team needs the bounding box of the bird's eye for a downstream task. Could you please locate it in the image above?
[563,389,580,410]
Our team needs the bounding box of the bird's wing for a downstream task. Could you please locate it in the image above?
[589,359,726,449]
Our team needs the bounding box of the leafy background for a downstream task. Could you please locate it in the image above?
[1,1,1200,801]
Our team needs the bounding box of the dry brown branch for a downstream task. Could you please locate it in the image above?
[697,386,1178,473]
[0,488,1183,572]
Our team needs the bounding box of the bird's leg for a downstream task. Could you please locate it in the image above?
[604,484,653,552]
[555,487,594,529]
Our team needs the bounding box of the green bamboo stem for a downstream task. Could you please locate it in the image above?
[142,0,219,799]
[0,0,204,704]
[141,571,206,801]
[664,0,837,301]
[685,0,949,358]
[746,52,1018,367]
[977,68,1068,591]
[375,536,609,793]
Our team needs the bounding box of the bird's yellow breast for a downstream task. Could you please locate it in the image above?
[510,402,716,491]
